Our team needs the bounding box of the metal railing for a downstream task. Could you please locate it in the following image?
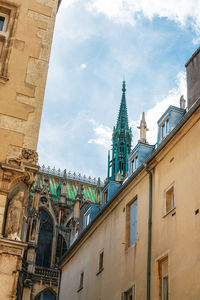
[39,165,103,186]
[34,265,59,279]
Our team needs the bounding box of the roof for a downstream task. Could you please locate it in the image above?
[32,170,101,204]
[185,46,200,67]
[59,98,200,266]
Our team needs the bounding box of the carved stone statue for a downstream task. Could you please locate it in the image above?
[5,190,25,241]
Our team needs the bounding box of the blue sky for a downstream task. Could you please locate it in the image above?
[38,0,200,180]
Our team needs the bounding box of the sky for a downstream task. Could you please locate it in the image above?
[37,0,200,180]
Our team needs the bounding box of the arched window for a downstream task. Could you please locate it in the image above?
[35,289,56,300]
[56,234,67,262]
[36,209,53,268]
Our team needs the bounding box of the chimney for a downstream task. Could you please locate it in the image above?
[185,47,200,109]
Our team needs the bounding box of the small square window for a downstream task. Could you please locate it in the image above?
[165,186,174,214]
[77,272,84,292]
[122,285,135,300]
[99,251,104,271]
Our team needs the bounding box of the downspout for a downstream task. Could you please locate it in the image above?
[143,163,152,300]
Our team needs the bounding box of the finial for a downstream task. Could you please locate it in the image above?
[180,95,186,109]
[137,112,149,144]
[122,80,126,93]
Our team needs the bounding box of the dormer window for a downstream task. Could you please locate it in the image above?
[83,208,90,228]
[131,155,137,173]
[161,118,170,140]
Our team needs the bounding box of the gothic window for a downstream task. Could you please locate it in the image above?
[56,234,67,262]
[0,3,17,80]
[36,209,53,268]
[35,289,56,300]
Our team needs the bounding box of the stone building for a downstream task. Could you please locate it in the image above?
[18,166,102,300]
[59,47,200,300]
[0,0,62,299]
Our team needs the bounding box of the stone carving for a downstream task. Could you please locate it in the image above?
[5,190,25,241]
[21,148,38,164]
[6,148,38,166]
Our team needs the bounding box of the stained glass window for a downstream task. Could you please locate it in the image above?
[35,290,56,300]
[36,209,53,268]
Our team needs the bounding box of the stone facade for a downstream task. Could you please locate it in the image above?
[0,0,60,299]
[18,168,101,300]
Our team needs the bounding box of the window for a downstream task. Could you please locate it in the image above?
[131,155,137,173]
[127,198,138,247]
[0,3,17,79]
[104,189,108,204]
[165,186,174,214]
[158,258,168,300]
[83,208,90,228]
[97,250,104,274]
[78,272,84,292]
[122,286,135,300]
[35,209,53,268]
[0,12,9,32]
[0,16,5,31]
[35,289,56,300]
[160,118,170,140]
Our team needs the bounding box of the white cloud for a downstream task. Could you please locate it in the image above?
[87,0,200,37]
[60,0,77,9]
[80,63,87,69]
[132,71,187,145]
[88,122,112,148]
[88,71,187,149]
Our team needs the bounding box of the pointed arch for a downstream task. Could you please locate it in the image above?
[36,208,53,267]
[34,288,56,300]
[56,233,67,262]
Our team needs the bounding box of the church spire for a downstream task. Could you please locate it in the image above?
[116,81,129,130]
[107,81,132,181]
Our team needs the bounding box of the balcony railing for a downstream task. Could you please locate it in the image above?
[34,266,59,279]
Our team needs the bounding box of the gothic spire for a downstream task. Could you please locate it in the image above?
[107,81,132,181]
[116,81,129,130]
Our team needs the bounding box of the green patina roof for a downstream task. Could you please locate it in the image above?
[32,172,99,204]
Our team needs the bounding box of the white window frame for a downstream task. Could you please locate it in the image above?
[83,208,90,228]
[130,154,137,173]
[160,116,170,141]
[164,184,175,216]
[0,12,9,32]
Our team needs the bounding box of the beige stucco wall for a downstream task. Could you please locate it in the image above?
[60,108,200,300]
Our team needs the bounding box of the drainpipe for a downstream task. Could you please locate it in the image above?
[143,163,152,300]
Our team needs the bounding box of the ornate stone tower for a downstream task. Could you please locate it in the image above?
[107,81,132,181]
[0,1,61,300]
